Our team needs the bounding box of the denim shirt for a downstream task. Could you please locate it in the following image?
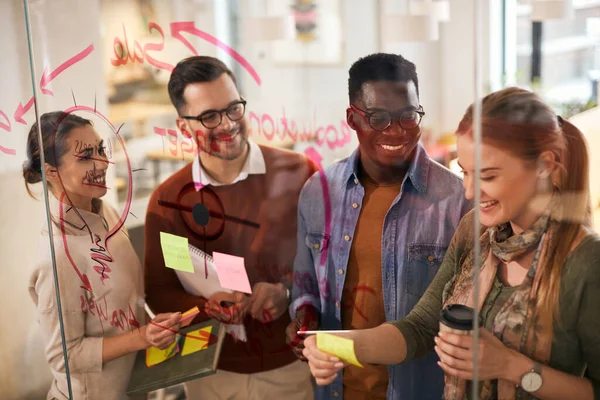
[290,144,472,400]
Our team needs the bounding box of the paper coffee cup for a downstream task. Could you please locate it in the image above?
[439,304,478,336]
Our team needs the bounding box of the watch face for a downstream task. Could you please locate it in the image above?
[521,371,543,392]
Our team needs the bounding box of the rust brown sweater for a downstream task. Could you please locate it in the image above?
[144,144,317,374]
[341,177,401,399]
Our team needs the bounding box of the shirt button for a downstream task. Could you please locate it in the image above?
[335,302,340,308]
[354,178,359,184]
[428,255,434,262]
[314,243,320,249]
[352,203,358,209]
[338,269,344,275]
[344,235,351,241]
[334,392,340,397]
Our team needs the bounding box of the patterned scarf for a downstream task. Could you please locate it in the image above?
[442,207,556,400]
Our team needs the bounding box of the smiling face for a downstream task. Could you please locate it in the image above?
[176,73,248,161]
[457,133,542,231]
[51,125,109,209]
[347,80,422,170]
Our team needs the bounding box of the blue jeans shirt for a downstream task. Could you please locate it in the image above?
[290,145,472,400]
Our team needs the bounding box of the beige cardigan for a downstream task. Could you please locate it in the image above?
[29,194,145,400]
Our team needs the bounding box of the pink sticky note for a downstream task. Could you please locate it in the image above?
[212,252,252,294]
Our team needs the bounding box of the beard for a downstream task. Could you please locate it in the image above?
[197,122,249,161]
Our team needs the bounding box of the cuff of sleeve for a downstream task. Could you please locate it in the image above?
[386,320,418,363]
[290,295,320,320]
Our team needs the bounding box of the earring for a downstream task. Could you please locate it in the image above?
[537,172,552,193]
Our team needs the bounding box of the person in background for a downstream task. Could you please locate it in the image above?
[144,56,318,400]
[24,112,180,400]
[303,87,600,400]
[287,52,472,400]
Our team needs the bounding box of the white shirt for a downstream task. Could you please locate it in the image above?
[192,139,266,191]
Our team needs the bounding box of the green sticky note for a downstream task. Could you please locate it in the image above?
[160,232,194,273]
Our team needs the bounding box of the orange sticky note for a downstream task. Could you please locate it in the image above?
[145,339,179,367]
[181,306,200,327]
[316,332,364,368]
[181,326,213,356]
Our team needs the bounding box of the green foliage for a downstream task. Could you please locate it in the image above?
[553,98,598,119]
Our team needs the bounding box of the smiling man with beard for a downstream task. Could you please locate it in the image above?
[143,56,317,400]
[287,53,473,400]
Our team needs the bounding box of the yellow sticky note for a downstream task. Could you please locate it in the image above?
[145,339,179,367]
[160,232,194,273]
[181,326,213,356]
[316,332,364,368]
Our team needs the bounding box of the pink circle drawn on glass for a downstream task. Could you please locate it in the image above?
[51,105,133,293]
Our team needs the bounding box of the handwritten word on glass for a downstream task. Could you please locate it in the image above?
[316,332,364,368]
[212,252,252,294]
[160,232,194,273]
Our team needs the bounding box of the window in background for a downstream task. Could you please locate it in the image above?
[505,0,600,117]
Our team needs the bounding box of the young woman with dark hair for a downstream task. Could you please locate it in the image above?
[24,111,182,400]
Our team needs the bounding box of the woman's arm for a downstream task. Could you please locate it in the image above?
[303,222,465,384]
[436,237,600,400]
[351,324,408,364]
[436,329,595,400]
[102,313,182,363]
[31,251,181,372]
[504,351,594,400]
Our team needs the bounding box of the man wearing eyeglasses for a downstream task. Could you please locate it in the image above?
[287,53,472,400]
[144,56,317,400]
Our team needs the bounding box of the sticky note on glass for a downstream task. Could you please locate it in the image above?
[212,252,252,294]
[160,232,194,273]
[145,338,180,367]
[316,332,364,368]
[180,306,200,327]
[182,326,213,356]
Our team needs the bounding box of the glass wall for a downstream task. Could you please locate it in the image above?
[0,0,597,399]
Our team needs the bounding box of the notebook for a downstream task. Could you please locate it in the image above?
[174,244,247,342]
[126,318,226,396]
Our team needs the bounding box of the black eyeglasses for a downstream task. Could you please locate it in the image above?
[350,104,425,131]
[181,100,247,129]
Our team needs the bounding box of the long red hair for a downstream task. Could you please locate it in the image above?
[456,86,591,326]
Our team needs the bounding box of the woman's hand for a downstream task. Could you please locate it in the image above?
[145,312,182,350]
[434,327,517,381]
[302,335,348,386]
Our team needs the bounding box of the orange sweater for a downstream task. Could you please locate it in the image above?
[341,178,402,399]
[144,144,317,373]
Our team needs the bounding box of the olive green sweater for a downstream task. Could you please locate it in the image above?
[390,211,600,399]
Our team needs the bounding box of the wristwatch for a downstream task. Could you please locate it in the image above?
[519,361,543,393]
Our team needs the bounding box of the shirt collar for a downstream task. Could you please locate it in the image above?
[342,143,430,194]
[192,139,266,191]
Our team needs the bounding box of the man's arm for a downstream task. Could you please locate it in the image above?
[290,201,321,318]
[286,184,322,359]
